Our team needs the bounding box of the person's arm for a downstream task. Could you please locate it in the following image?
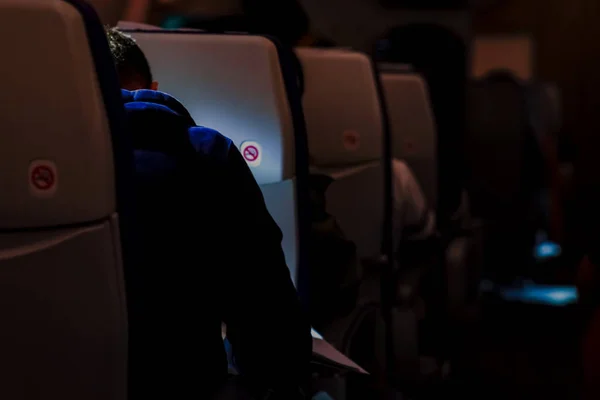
[218,145,312,393]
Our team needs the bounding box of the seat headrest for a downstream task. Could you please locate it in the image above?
[296,48,384,168]
[381,72,436,154]
[381,71,437,208]
[124,30,295,185]
[0,0,125,230]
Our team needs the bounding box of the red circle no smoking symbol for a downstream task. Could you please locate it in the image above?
[243,145,259,162]
[343,131,360,150]
[31,165,55,191]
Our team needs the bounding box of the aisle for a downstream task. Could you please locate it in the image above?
[450,296,581,399]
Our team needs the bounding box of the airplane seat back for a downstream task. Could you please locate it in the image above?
[543,83,562,135]
[380,70,438,211]
[468,70,546,282]
[125,30,310,293]
[525,81,562,228]
[528,82,562,139]
[467,70,534,219]
[296,47,387,260]
[0,0,130,398]
[376,24,467,230]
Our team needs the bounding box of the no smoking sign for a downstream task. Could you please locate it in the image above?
[28,160,58,197]
[240,141,262,167]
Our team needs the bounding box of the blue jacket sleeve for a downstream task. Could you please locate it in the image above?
[218,144,312,390]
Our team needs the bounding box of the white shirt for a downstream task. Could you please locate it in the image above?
[391,159,436,241]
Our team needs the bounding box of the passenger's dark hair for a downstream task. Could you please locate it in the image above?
[105,27,153,89]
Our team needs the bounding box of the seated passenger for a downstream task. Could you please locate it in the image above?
[308,160,434,325]
[104,26,311,398]
[392,160,436,244]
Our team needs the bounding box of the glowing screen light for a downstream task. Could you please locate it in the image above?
[499,284,578,306]
[534,240,562,260]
